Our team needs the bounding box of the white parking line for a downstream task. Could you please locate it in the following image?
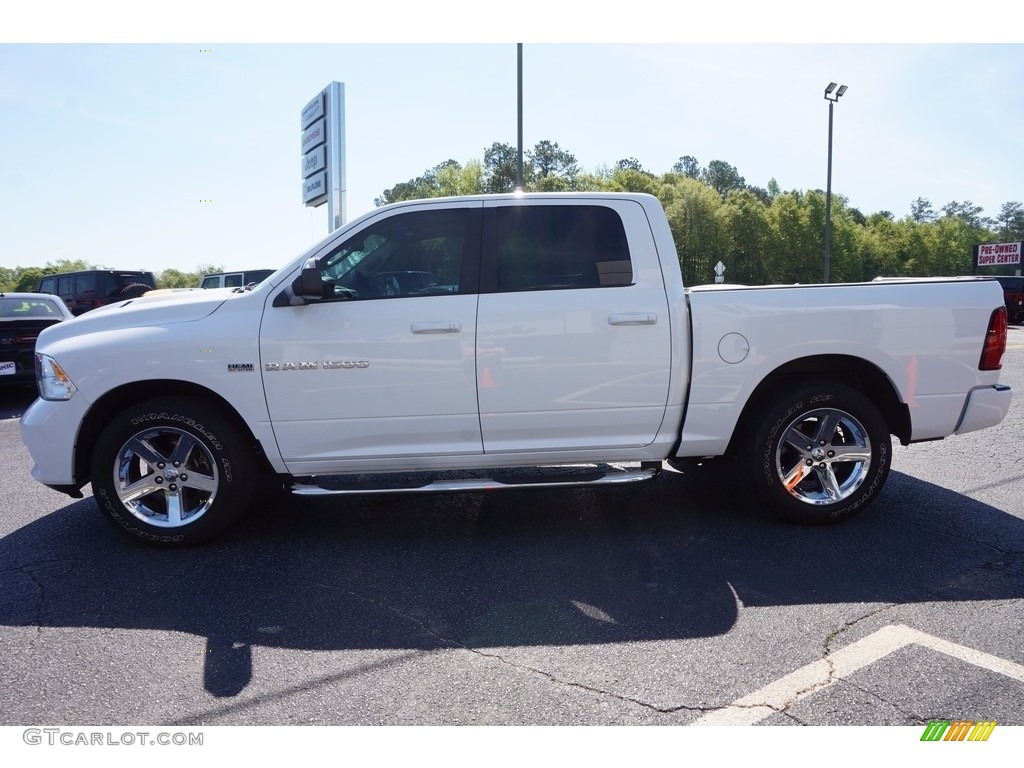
[692,624,1024,725]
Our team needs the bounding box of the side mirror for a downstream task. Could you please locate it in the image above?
[292,258,323,300]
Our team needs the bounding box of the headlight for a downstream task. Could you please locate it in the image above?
[35,353,78,401]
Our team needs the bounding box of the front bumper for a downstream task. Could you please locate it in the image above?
[19,394,92,488]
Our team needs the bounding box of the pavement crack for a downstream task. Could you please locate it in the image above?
[0,560,54,687]
[312,581,709,717]
[464,646,694,715]
[310,581,461,650]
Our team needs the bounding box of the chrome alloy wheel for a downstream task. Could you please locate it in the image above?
[112,426,219,527]
[774,407,872,506]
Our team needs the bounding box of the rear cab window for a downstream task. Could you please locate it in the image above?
[483,205,633,293]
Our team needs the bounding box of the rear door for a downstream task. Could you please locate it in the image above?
[260,200,484,473]
[475,198,672,454]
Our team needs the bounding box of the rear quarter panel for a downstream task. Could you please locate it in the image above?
[677,278,1006,456]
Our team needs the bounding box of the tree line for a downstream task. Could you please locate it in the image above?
[0,260,223,294]
[376,141,1024,287]
[4,142,1021,293]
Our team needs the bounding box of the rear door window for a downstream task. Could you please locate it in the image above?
[484,205,633,293]
[75,273,97,299]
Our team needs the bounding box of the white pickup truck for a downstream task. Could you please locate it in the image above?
[19,193,1013,545]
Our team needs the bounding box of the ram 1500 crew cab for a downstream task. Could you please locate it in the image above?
[19,193,1012,545]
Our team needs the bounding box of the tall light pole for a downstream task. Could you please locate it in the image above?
[516,43,524,191]
[823,82,847,283]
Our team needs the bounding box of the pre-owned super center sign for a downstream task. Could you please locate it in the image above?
[977,241,1022,266]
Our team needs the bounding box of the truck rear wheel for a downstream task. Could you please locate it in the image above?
[748,383,891,524]
[90,397,255,546]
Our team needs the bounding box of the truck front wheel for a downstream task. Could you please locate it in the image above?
[90,397,256,546]
[749,383,891,524]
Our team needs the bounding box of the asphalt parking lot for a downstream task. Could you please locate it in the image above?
[1,331,1022,729]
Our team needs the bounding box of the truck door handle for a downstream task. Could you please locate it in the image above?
[608,312,657,326]
[411,321,462,334]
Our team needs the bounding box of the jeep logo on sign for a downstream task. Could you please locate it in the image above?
[265,360,369,371]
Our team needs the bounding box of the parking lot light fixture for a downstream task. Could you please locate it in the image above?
[824,82,848,283]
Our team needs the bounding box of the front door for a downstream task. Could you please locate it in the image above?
[260,202,483,474]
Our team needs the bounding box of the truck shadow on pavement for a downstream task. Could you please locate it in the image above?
[1,466,1022,699]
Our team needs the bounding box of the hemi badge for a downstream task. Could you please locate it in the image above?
[228,363,254,373]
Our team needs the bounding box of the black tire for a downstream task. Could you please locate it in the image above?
[747,382,891,525]
[119,283,151,299]
[90,397,256,546]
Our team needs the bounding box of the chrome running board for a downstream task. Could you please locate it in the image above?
[290,463,662,497]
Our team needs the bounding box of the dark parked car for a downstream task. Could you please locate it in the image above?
[995,276,1024,323]
[0,292,75,387]
[37,269,156,315]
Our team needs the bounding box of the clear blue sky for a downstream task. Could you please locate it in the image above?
[2,4,1022,274]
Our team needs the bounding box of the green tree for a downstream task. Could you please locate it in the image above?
[615,157,647,173]
[764,192,821,283]
[15,267,47,292]
[910,197,936,223]
[941,200,989,231]
[827,201,866,282]
[927,216,976,275]
[374,160,462,205]
[157,268,200,289]
[672,155,701,179]
[856,216,894,279]
[718,188,772,284]
[745,186,772,206]
[44,258,97,273]
[483,142,519,193]
[658,176,724,286]
[702,160,745,198]
[996,201,1024,240]
[528,140,578,183]
[436,160,484,197]
[607,166,660,195]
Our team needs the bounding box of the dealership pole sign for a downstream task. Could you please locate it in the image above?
[301,82,346,233]
[975,241,1022,268]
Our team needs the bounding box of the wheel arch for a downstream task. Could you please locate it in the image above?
[726,354,911,456]
[74,380,268,485]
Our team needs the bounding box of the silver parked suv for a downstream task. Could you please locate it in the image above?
[199,270,274,289]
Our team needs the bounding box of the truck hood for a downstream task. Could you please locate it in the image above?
[37,289,230,346]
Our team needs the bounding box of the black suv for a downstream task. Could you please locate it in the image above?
[37,270,156,315]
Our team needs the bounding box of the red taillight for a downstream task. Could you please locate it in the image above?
[980,306,1007,371]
